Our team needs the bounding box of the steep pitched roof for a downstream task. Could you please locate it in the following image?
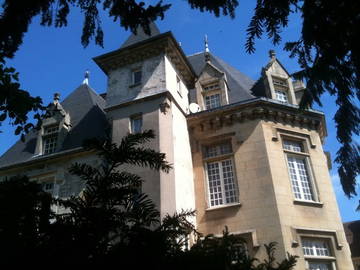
[187,52,255,103]
[120,22,161,49]
[0,84,108,169]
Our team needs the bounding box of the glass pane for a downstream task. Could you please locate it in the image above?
[131,117,142,134]
[309,262,332,270]
[205,142,232,158]
[133,70,142,84]
[287,156,314,201]
[221,159,238,204]
[275,90,288,103]
[283,140,304,152]
[43,136,57,154]
[302,239,331,257]
[205,93,221,109]
[207,162,223,206]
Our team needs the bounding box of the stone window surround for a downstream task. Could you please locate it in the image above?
[202,138,240,210]
[271,127,323,206]
[267,74,297,105]
[281,135,321,204]
[291,227,344,270]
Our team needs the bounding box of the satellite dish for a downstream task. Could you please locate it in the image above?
[189,103,201,113]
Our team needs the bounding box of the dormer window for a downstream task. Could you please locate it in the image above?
[205,93,221,109]
[203,82,220,91]
[43,124,59,154]
[272,77,289,103]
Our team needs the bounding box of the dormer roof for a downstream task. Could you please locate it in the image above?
[187,52,255,103]
[0,84,108,170]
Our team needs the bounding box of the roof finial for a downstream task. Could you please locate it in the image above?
[269,50,276,59]
[82,70,90,85]
[54,93,60,103]
[205,35,210,62]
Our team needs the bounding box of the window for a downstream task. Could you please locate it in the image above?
[302,238,335,270]
[130,115,142,134]
[204,142,238,207]
[283,139,316,201]
[272,77,289,103]
[132,68,142,85]
[43,125,59,154]
[205,93,221,109]
[203,82,220,91]
[176,75,182,96]
[275,90,288,103]
[42,182,55,194]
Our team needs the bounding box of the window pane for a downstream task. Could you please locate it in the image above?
[131,117,142,134]
[203,82,220,91]
[309,262,332,270]
[43,136,57,154]
[133,70,142,84]
[287,156,314,201]
[222,159,238,204]
[205,93,221,109]
[275,90,288,103]
[302,239,331,257]
[205,142,232,158]
[44,125,58,135]
[207,162,223,206]
[283,140,304,152]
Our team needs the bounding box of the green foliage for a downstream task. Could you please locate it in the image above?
[245,0,360,198]
[0,131,297,268]
[0,175,53,263]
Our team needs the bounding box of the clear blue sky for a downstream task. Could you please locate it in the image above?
[0,1,358,221]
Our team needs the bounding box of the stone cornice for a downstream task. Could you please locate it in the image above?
[93,32,196,89]
[187,98,327,140]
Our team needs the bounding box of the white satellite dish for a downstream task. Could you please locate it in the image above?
[189,103,201,113]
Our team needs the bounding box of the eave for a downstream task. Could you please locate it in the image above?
[187,98,327,142]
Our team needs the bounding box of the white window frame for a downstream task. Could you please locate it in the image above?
[283,138,318,202]
[176,75,182,97]
[301,238,337,270]
[203,142,239,208]
[131,68,142,85]
[130,114,142,134]
[205,93,221,110]
[275,89,289,103]
[43,124,59,155]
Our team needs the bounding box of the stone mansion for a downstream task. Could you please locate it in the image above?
[0,23,354,270]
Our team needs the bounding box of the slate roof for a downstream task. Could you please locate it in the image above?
[187,52,255,103]
[120,22,161,49]
[344,220,360,258]
[0,84,108,169]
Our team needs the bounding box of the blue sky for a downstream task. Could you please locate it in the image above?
[0,1,358,221]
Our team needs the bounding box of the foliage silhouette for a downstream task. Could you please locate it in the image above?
[0,130,297,268]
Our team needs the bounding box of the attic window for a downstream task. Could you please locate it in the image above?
[43,125,59,155]
[272,77,289,103]
[203,82,220,92]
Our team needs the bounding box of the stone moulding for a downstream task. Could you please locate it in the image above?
[187,98,326,140]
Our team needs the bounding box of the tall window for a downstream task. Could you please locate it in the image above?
[273,77,289,103]
[283,139,316,201]
[132,68,142,85]
[205,93,221,109]
[302,238,334,270]
[43,125,59,154]
[176,75,182,96]
[130,115,142,134]
[203,142,238,207]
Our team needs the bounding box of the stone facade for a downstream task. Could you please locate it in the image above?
[0,25,353,269]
